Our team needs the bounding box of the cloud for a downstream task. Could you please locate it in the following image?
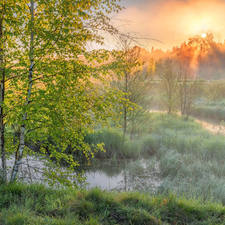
[115,0,225,50]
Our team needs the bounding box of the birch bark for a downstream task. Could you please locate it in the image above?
[0,2,6,183]
[10,0,34,182]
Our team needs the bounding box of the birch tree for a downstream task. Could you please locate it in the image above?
[0,0,126,185]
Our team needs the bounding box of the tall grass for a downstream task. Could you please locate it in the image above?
[82,113,225,205]
[191,100,225,122]
[38,112,225,205]
[140,113,225,204]
[3,113,225,223]
[85,128,142,160]
[1,182,225,224]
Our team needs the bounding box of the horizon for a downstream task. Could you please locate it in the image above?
[93,0,225,52]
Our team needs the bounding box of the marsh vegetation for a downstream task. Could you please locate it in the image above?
[3,0,225,224]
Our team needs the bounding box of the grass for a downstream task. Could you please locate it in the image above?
[80,112,225,204]
[1,182,225,224]
[84,128,142,160]
[3,112,225,223]
[60,112,225,204]
[140,113,225,204]
[191,100,225,122]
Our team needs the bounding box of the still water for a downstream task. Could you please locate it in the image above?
[2,115,223,191]
[77,159,162,191]
[1,156,163,192]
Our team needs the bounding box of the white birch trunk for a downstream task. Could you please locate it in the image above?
[0,9,7,183]
[10,0,34,182]
[0,79,6,183]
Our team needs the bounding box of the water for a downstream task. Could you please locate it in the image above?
[2,155,51,184]
[1,155,163,192]
[150,109,225,135]
[2,112,222,191]
[78,158,162,191]
[195,118,225,135]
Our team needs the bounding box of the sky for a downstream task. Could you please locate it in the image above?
[100,0,225,51]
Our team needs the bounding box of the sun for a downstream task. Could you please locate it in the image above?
[201,33,206,38]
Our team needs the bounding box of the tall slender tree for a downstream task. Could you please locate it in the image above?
[0,0,127,185]
[0,1,6,182]
[115,36,141,135]
[11,0,34,182]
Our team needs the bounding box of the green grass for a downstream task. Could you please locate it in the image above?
[139,113,225,204]
[74,113,225,204]
[1,183,225,224]
[191,100,225,122]
[2,113,225,223]
[80,112,225,204]
[85,128,142,160]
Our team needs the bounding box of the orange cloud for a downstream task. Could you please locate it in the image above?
[114,0,225,51]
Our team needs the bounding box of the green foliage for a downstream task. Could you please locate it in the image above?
[85,128,142,160]
[0,0,130,185]
[1,183,225,224]
[112,42,152,138]
[85,128,124,159]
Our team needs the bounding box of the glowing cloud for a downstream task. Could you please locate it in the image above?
[115,0,225,50]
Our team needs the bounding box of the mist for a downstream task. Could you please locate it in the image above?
[116,0,225,51]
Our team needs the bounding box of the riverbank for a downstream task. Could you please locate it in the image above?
[1,182,225,225]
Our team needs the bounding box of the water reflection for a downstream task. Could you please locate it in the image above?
[2,155,49,184]
[77,158,163,192]
[1,156,163,192]
[195,119,225,135]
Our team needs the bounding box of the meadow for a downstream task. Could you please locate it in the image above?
[85,113,225,204]
[2,113,225,224]
[3,1,225,224]
[1,182,225,225]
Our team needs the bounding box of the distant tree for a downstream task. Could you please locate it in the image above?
[118,36,140,134]
[126,67,152,139]
[177,67,200,119]
[159,59,178,114]
[155,58,163,77]
[205,81,225,101]
[188,33,214,56]
[146,57,156,78]
[151,46,154,53]
[113,35,142,135]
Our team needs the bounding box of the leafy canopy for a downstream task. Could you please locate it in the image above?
[0,0,130,186]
